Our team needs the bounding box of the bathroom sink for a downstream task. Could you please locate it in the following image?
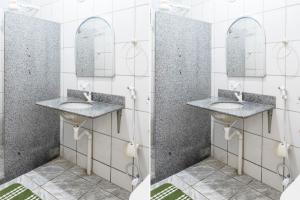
[210,102,243,109]
[60,102,92,110]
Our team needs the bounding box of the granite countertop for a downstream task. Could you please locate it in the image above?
[36,97,124,118]
[187,97,274,118]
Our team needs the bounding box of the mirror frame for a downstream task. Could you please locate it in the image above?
[75,16,116,78]
[226,16,266,78]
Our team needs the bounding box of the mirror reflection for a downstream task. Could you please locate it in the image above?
[76,17,115,77]
[226,17,266,77]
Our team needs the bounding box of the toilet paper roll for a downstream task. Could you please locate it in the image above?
[126,143,139,158]
[277,142,289,158]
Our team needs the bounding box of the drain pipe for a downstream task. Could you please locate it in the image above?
[73,123,93,175]
[224,126,243,175]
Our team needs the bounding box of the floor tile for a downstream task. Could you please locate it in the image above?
[230,186,272,200]
[193,172,244,200]
[25,164,66,186]
[183,187,208,200]
[42,171,94,200]
[248,180,281,200]
[220,165,253,185]
[47,158,75,170]
[33,187,58,200]
[199,157,226,170]
[97,179,131,200]
[68,165,103,184]
[153,175,190,192]
[79,185,120,200]
[176,163,216,185]
[0,175,39,191]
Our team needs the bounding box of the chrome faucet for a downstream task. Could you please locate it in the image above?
[83,90,93,102]
[232,82,243,102]
[81,82,93,102]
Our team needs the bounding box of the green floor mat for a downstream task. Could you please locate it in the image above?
[151,183,192,200]
[0,183,41,200]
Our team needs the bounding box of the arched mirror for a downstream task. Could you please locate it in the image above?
[75,17,115,77]
[226,17,266,77]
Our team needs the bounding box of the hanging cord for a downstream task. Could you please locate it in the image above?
[275,41,300,75]
[123,41,149,76]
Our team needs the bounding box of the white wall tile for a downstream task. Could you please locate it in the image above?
[93,132,111,165]
[62,73,77,97]
[213,146,227,164]
[287,5,300,41]
[243,160,261,180]
[63,0,77,22]
[137,146,150,178]
[113,0,135,11]
[134,111,150,147]
[213,122,227,150]
[227,0,244,20]
[264,0,285,11]
[287,0,300,6]
[244,132,262,165]
[213,48,226,73]
[63,122,76,150]
[93,78,112,94]
[264,9,285,43]
[94,0,113,15]
[93,113,112,135]
[244,114,262,135]
[262,168,283,191]
[244,0,263,15]
[111,168,132,191]
[111,138,133,174]
[262,138,283,172]
[214,0,228,22]
[113,9,135,43]
[266,43,285,76]
[115,43,134,76]
[214,21,228,47]
[93,160,111,181]
[228,153,238,169]
[135,41,150,76]
[77,0,94,19]
[244,77,263,94]
[263,76,285,109]
[62,48,75,73]
[63,147,77,164]
[112,109,133,142]
[286,76,300,112]
[135,77,150,112]
[135,5,150,41]
[287,146,300,179]
[286,41,300,76]
[112,75,134,109]
[77,153,87,169]
[63,21,78,48]
[286,111,300,147]
[263,109,285,142]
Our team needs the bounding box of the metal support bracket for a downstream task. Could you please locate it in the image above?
[117,110,122,134]
[268,110,273,133]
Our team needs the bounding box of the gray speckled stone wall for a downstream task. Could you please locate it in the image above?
[4,12,60,181]
[153,12,211,182]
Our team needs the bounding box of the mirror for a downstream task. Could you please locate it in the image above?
[75,17,115,77]
[226,17,266,77]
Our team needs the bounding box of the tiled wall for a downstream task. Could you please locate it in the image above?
[30,0,151,191]
[185,0,300,192]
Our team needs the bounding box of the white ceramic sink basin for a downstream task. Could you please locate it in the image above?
[60,102,92,110]
[210,102,243,109]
